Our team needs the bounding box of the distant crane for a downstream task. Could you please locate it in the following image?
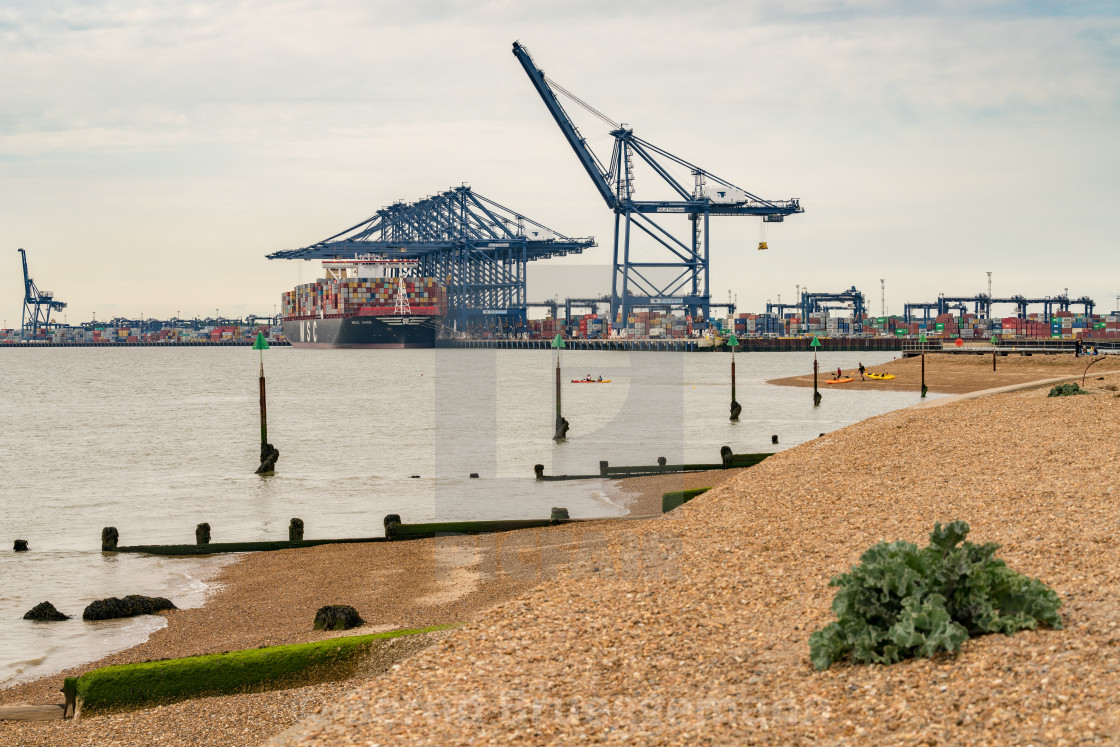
[17,248,66,339]
[512,42,802,332]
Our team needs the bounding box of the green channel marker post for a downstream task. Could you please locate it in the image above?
[728,333,741,421]
[552,334,569,441]
[811,335,822,407]
[253,332,279,474]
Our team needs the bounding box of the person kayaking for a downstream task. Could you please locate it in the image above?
[597,375,602,381]
[858,362,865,380]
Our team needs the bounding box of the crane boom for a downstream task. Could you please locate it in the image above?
[512,41,802,331]
[511,42,616,207]
[19,248,32,302]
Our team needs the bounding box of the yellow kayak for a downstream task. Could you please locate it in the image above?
[866,372,895,380]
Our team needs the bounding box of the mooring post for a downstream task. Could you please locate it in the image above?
[195,523,211,546]
[728,333,741,421]
[993,351,997,371]
[289,518,304,542]
[811,335,821,407]
[552,334,569,441]
[813,358,821,407]
[921,353,927,398]
[253,332,279,474]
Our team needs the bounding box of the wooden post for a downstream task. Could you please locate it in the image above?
[551,335,569,441]
[195,523,211,545]
[252,333,278,474]
[921,353,927,398]
[730,356,741,421]
[259,358,267,447]
[289,518,304,542]
[813,356,821,407]
[555,357,561,431]
[993,351,997,371]
[101,527,119,552]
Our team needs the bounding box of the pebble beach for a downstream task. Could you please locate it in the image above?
[3,355,1118,745]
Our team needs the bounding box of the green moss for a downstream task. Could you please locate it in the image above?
[72,624,452,715]
[662,487,711,513]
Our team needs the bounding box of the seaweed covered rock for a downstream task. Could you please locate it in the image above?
[256,442,280,474]
[23,601,70,621]
[313,605,365,631]
[83,595,177,621]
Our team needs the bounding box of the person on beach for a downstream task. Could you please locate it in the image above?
[836,367,843,379]
[858,362,865,380]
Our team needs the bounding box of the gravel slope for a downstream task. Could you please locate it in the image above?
[274,384,1120,745]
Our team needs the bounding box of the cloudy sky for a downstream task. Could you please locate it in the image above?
[2,0,1118,326]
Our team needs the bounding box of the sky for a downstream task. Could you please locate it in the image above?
[2,0,1118,327]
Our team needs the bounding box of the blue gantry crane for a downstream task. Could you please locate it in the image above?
[902,293,1097,322]
[512,41,802,332]
[17,248,66,339]
[266,186,595,329]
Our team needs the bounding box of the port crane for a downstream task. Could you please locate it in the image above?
[267,186,595,328]
[17,248,66,339]
[512,42,802,332]
[902,293,1097,322]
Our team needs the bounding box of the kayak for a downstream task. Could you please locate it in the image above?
[825,377,854,384]
[866,373,895,380]
[570,379,611,383]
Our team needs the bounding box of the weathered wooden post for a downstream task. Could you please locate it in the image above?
[101,527,119,552]
[253,332,279,474]
[552,334,569,441]
[728,333,741,421]
[195,523,211,545]
[550,507,570,524]
[811,335,822,407]
[921,353,927,398]
[289,518,304,542]
[13,539,28,552]
[919,333,928,398]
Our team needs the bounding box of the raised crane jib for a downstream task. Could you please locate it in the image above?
[512,42,616,208]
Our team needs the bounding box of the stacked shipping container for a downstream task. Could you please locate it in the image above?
[282,278,447,318]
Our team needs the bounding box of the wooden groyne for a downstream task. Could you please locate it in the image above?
[534,449,773,481]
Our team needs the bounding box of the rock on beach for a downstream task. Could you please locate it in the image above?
[82,595,177,622]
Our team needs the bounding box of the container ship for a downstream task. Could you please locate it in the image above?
[281,257,445,348]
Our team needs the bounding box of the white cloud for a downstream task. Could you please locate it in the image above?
[1,0,1118,325]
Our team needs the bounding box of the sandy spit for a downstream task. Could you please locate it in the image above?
[769,351,1120,394]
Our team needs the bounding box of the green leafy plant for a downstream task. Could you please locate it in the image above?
[809,521,1062,671]
[1048,383,1087,397]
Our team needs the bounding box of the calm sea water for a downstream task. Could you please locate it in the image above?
[0,347,921,687]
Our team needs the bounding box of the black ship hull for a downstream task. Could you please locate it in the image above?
[283,315,437,349]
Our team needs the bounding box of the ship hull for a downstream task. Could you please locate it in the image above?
[283,315,437,349]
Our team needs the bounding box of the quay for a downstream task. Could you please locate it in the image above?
[1,340,292,348]
[436,337,906,352]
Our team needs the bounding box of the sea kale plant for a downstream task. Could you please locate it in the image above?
[809,521,1062,671]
